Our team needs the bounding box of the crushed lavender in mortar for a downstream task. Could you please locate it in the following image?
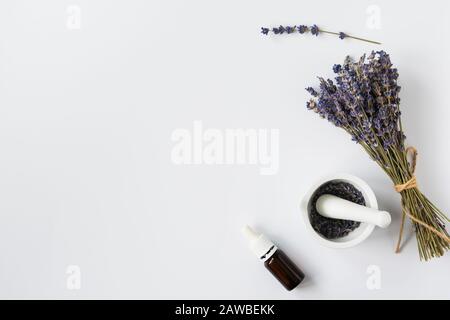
[309,181,366,239]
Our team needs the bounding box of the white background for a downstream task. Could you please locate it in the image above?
[0,0,449,299]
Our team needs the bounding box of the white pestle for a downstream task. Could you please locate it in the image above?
[316,194,391,228]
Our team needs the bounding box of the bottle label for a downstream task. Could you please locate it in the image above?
[260,245,277,262]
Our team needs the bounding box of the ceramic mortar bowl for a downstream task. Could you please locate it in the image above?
[300,173,378,248]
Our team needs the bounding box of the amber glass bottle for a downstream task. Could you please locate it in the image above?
[243,226,305,291]
[264,249,304,290]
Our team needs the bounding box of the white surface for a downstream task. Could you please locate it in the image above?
[0,0,449,299]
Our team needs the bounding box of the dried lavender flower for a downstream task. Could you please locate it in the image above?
[306,51,403,150]
[261,27,269,35]
[339,32,347,39]
[310,24,320,36]
[332,64,342,73]
[298,25,308,34]
[309,181,365,239]
[286,26,295,34]
[306,87,319,97]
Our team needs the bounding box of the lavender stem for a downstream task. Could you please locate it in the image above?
[320,30,381,45]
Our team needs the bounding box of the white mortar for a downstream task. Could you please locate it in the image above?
[300,173,378,248]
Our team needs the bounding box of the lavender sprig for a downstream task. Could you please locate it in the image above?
[261,24,381,45]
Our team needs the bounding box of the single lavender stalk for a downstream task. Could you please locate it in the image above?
[261,24,381,45]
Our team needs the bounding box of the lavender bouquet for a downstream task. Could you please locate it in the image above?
[306,51,450,260]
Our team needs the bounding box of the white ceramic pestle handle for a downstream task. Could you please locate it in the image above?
[316,194,391,228]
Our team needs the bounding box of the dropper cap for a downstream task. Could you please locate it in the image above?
[242,225,276,260]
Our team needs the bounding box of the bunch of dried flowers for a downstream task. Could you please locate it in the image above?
[306,51,450,260]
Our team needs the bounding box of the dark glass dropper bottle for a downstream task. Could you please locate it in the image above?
[242,226,305,291]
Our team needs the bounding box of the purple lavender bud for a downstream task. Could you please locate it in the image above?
[286,26,295,34]
[339,32,347,39]
[306,87,319,97]
[261,27,270,35]
[272,27,280,34]
[306,50,405,151]
[310,24,320,36]
[278,25,286,34]
[332,64,342,73]
[298,25,308,34]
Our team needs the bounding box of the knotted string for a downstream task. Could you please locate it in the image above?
[394,147,450,253]
[394,176,417,192]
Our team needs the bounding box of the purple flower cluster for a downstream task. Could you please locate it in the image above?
[261,24,346,39]
[261,25,318,36]
[306,51,404,152]
[310,24,320,36]
[261,25,320,36]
